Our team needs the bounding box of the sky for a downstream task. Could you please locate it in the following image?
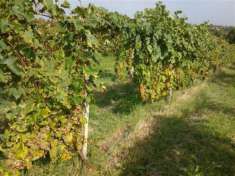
[69,0,235,26]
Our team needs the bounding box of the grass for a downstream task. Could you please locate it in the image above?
[88,57,235,176]
[87,55,166,175]
[98,63,235,176]
[25,55,235,176]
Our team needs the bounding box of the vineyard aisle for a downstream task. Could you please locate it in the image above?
[87,58,235,176]
[1,2,235,175]
[26,56,235,176]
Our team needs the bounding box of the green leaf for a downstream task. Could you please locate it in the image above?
[147,44,153,54]
[135,35,142,50]
[43,0,54,10]
[85,30,98,48]
[8,87,24,100]
[0,19,9,32]
[0,70,7,82]
[61,0,70,8]
[3,57,22,76]
[0,40,7,50]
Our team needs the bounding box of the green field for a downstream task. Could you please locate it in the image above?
[26,55,235,176]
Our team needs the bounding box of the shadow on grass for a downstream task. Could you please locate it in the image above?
[98,69,116,81]
[180,91,235,119]
[212,63,235,87]
[94,82,142,114]
[120,115,235,176]
[23,154,82,176]
[193,63,235,117]
[228,63,235,70]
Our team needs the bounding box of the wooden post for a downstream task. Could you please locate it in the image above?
[82,101,89,160]
[167,88,173,103]
[130,66,134,79]
[80,101,89,176]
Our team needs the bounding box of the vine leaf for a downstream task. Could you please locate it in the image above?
[3,57,22,76]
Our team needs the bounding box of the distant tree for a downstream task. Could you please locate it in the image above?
[209,26,226,38]
[227,28,235,44]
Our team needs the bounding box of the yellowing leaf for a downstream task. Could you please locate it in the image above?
[63,132,73,145]
[15,144,28,160]
[22,30,34,45]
